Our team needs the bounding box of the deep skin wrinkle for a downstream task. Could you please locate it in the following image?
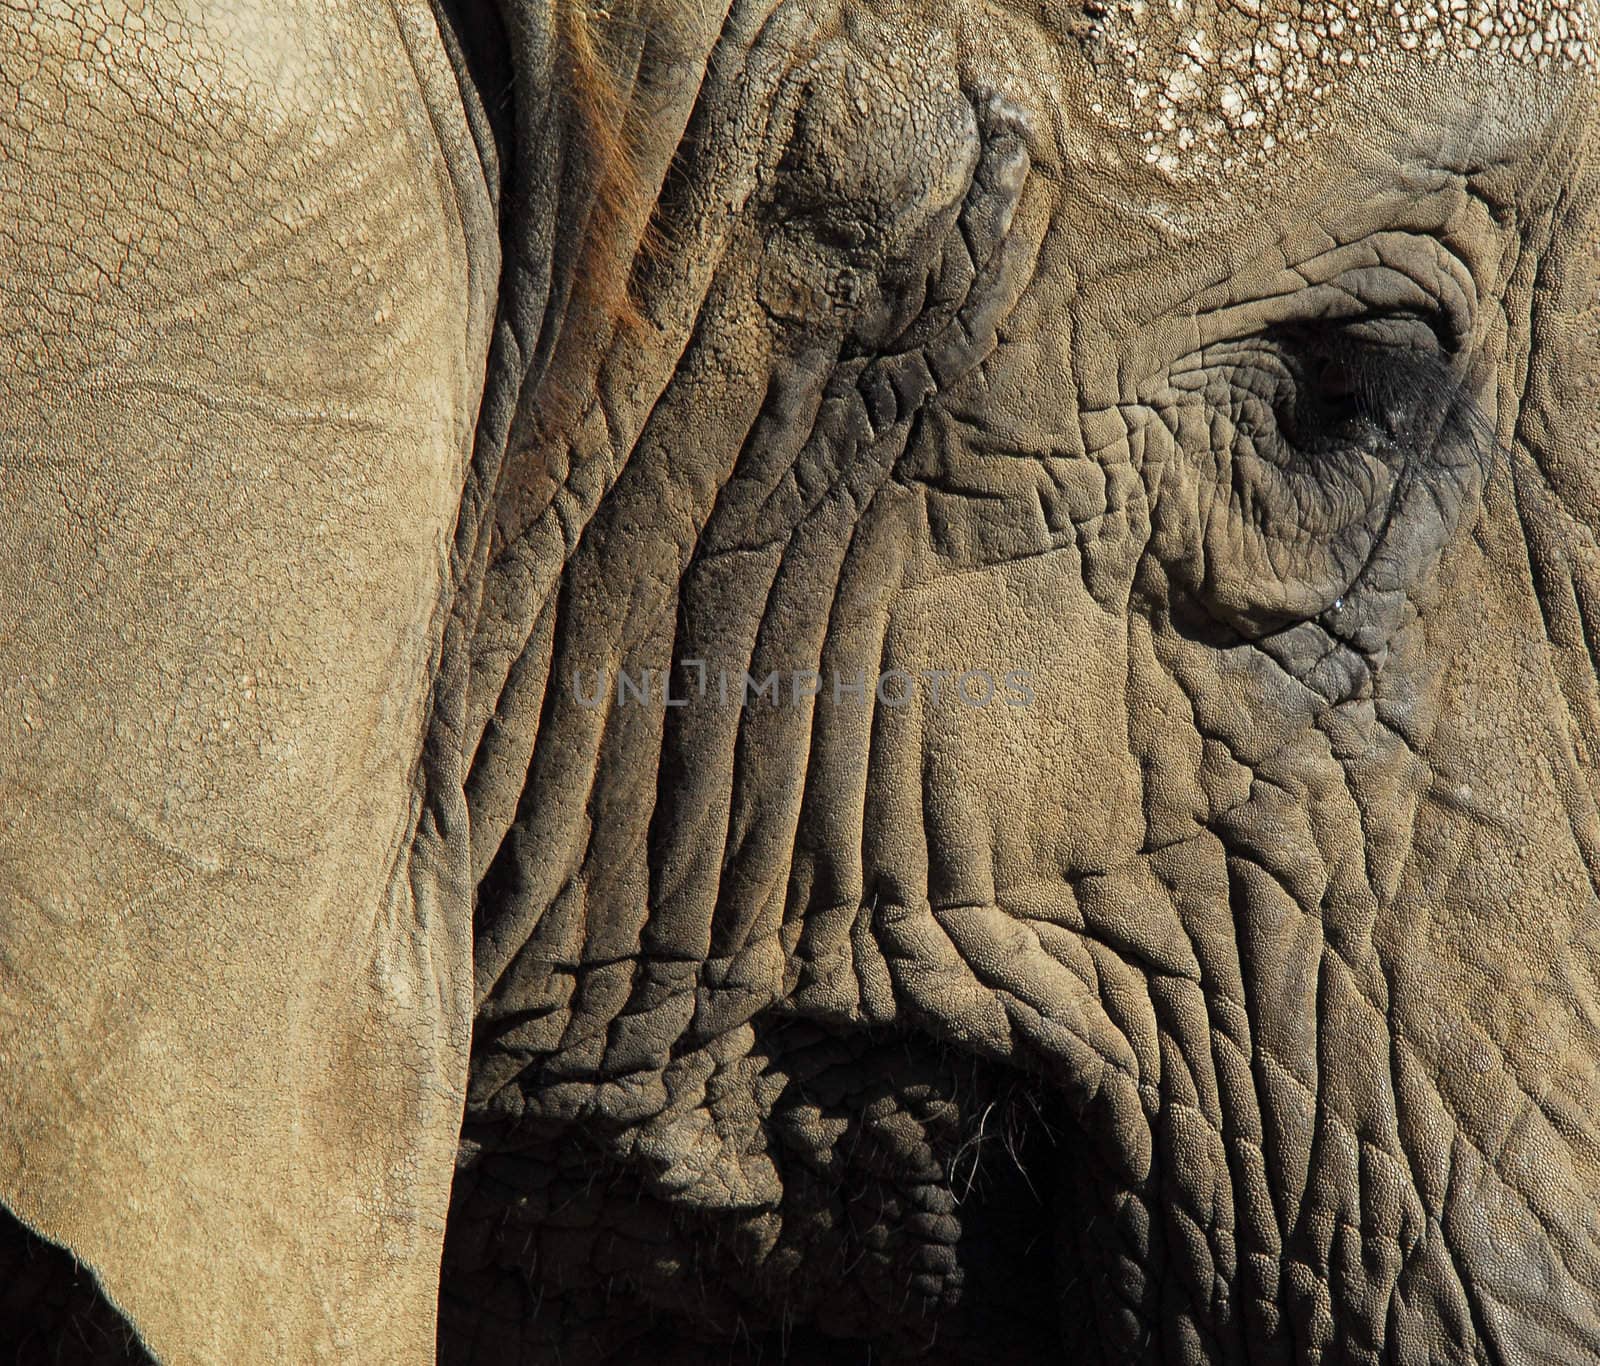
[2,0,1598,1362]
[443,2,1600,1361]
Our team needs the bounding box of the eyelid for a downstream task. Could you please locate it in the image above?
[1185,247,1476,358]
[1336,312,1452,353]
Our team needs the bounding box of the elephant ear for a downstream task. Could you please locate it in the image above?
[0,3,502,1359]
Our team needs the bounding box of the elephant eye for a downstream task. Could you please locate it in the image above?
[1270,313,1486,468]
[1157,300,1496,670]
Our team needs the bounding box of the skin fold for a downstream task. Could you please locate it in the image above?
[2,0,1599,1361]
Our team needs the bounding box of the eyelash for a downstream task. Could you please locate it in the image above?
[1272,322,1491,465]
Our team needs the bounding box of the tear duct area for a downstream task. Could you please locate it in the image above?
[446,285,1600,1366]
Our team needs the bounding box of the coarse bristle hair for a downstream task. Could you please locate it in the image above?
[554,0,662,342]
[498,0,672,531]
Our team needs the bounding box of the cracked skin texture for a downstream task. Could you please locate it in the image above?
[5,0,1600,1362]
[0,1,496,1361]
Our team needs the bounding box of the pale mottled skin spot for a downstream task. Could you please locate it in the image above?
[1071,0,1594,177]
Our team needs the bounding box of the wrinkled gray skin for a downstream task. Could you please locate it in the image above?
[4,0,1600,1361]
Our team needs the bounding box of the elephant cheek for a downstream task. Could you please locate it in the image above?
[874,549,1147,903]
[864,548,1158,1179]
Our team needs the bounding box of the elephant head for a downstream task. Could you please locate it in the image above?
[3,0,1599,1362]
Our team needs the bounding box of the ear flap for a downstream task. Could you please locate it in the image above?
[0,4,499,1359]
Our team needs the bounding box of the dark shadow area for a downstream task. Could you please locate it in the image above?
[0,1206,152,1365]
[440,1016,1071,1364]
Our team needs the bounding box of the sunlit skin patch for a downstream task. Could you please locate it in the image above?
[7,0,1593,1362]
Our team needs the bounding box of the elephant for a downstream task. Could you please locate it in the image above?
[3,0,1599,1359]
